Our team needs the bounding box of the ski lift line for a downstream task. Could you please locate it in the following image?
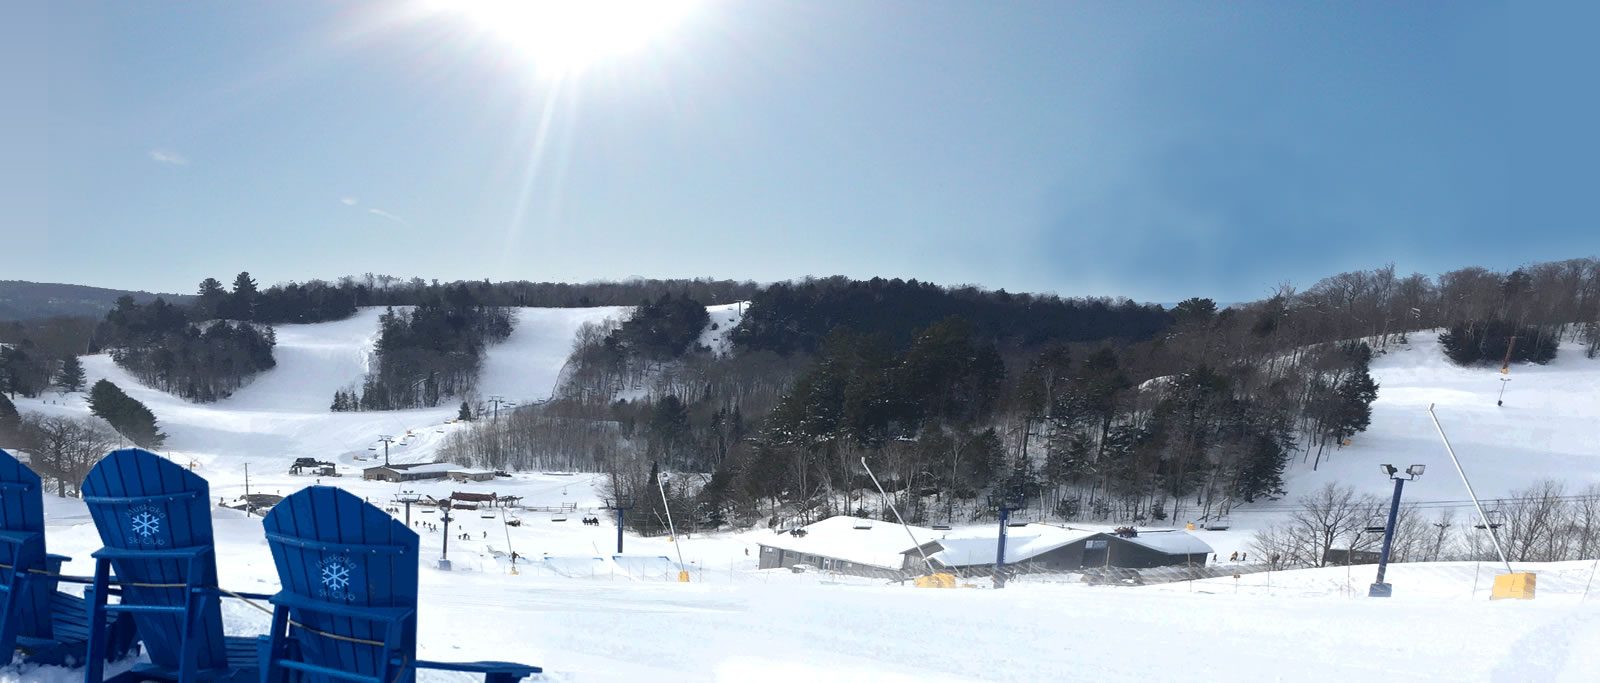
[1427,404,1514,574]
[861,457,935,574]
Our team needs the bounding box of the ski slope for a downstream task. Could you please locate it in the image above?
[1223,337,1600,534]
[6,319,1600,681]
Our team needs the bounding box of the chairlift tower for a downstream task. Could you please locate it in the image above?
[376,435,396,467]
[395,491,424,526]
[486,395,513,421]
[608,497,635,554]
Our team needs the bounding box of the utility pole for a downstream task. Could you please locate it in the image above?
[243,463,252,517]
[377,435,395,466]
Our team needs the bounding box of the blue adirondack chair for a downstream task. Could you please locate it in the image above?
[79,448,272,682]
[0,448,135,666]
[259,486,541,683]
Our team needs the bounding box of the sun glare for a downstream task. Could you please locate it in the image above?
[429,0,702,77]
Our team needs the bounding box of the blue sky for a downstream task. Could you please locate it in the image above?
[3,0,1573,303]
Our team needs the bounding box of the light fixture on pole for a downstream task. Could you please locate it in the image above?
[988,494,1024,589]
[1369,463,1424,597]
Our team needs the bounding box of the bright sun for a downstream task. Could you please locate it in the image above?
[429,0,703,77]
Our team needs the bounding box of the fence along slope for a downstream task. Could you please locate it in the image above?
[260,486,540,683]
[0,448,135,666]
[80,447,260,682]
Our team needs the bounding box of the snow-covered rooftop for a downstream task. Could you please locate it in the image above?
[925,524,1212,566]
[758,516,934,569]
[386,462,458,475]
[929,524,1100,566]
[1120,530,1213,555]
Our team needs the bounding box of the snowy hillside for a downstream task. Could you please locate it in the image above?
[6,316,1600,681]
[1273,336,1600,503]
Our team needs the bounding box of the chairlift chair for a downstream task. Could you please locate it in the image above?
[931,524,952,531]
[1364,513,1389,534]
[551,514,567,522]
[1474,509,1506,530]
[480,512,495,519]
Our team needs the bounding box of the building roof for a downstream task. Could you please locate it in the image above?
[1119,531,1213,555]
[927,525,1102,567]
[758,516,934,569]
[450,491,498,502]
[921,524,1212,566]
[365,462,457,475]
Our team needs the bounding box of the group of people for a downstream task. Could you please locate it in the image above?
[581,516,601,526]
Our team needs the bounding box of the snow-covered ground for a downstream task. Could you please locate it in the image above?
[7,318,1600,681]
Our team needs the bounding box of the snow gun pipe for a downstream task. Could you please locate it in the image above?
[657,474,687,570]
[861,457,936,573]
[1427,404,1514,574]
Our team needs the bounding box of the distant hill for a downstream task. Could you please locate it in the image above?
[0,280,191,321]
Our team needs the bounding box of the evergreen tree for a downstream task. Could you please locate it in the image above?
[195,277,228,319]
[227,272,259,321]
[458,401,473,421]
[88,379,166,448]
[54,355,86,393]
[0,392,20,446]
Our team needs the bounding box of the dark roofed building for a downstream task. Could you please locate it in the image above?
[904,525,1211,576]
[361,463,458,482]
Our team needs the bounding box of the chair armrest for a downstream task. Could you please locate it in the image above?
[416,659,543,675]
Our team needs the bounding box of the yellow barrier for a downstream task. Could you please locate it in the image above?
[914,573,957,589]
[677,570,691,583]
[1490,572,1536,600]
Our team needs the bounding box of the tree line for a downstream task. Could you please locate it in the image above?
[333,288,513,411]
[97,294,276,403]
[439,257,1600,535]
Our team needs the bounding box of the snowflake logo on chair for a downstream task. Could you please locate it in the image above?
[125,505,168,546]
[318,555,360,602]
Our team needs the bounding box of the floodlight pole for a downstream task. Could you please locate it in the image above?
[1427,404,1513,573]
[993,499,1020,589]
[439,502,454,571]
[1369,473,1409,597]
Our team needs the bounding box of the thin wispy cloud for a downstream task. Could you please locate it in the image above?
[148,149,189,166]
[340,197,359,206]
[367,207,412,227]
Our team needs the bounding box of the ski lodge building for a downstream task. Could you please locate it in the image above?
[756,516,933,578]
[361,463,461,483]
[902,524,1212,575]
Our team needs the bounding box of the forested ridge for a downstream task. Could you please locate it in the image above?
[441,258,1600,537]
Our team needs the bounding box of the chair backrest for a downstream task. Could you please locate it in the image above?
[0,448,51,642]
[263,486,419,679]
[81,448,226,671]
